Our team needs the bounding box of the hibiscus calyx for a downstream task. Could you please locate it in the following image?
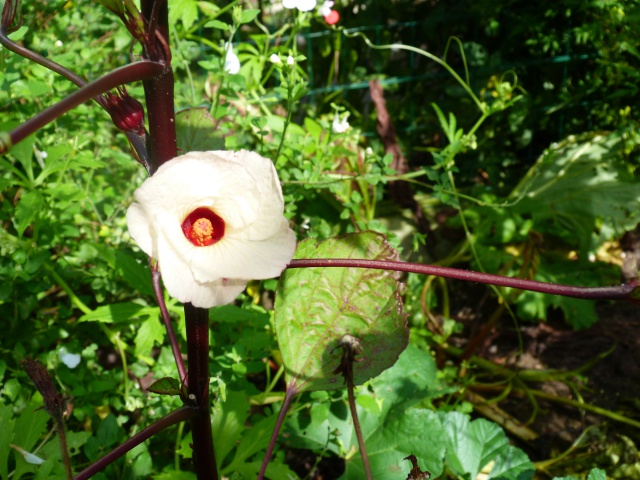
[181,208,225,247]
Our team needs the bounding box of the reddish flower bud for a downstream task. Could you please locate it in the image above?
[101,87,146,135]
[324,9,340,26]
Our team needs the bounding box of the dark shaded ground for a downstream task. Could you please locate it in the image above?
[470,300,640,478]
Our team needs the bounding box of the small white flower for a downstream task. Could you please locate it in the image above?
[332,112,350,134]
[283,0,317,11]
[55,40,63,47]
[11,445,45,465]
[59,349,82,369]
[224,44,240,75]
[286,55,295,66]
[320,1,334,16]
[270,53,282,65]
[127,151,297,308]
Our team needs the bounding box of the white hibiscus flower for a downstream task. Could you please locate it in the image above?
[126,150,297,308]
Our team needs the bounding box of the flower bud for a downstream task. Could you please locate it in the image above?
[102,87,146,135]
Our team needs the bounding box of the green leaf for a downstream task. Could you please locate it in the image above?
[586,469,607,480]
[439,412,531,480]
[222,413,278,475]
[13,190,44,237]
[275,232,409,393]
[204,19,229,31]
[239,9,261,24]
[147,377,182,396]
[0,403,15,480]
[168,0,198,30]
[342,408,446,480]
[135,316,165,357]
[488,445,534,480]
[511,132,640,259]
[175,107,225,153]
[212,390,251,468]
[78,302,157,324]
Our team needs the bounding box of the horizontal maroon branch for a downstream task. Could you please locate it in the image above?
[1,61,164,155]
[287,259,640,302]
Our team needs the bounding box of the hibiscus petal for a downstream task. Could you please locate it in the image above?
[190,219,296,282]
[126,202,155,256]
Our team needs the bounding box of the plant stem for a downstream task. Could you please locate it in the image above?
[151,263,188,385]
[257,388,296,480]
[74,406,195,480]
[287,259,640,302]
[0,62,163,155]
[346,376,373,480]
[140,0,177,173]
[184,303,219,480]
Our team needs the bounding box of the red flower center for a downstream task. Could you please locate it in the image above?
[181,208,225,247]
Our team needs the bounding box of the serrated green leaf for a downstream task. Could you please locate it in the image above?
[175,107,225,153]
[135,316,165,357]
[275,232,409,393]
[147,377,182,396]
[13,190,44,237]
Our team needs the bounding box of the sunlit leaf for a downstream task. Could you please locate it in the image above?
[275,232,409,393]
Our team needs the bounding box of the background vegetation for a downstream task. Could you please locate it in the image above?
[1,0,639,478]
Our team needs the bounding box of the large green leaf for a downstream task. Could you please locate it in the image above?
[510,131,640,258]
[439,412,534,480]
[175,107,225,154]
[275,232,409,393]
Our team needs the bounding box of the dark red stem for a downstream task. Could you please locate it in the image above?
[0,61,164,155]
[140,0,176,173]
[73,406,195,480]
[288,259,640,301]
[0,27,86,87]
[151,262,188,386]
[184,303,219,480]
[257,388,296,480]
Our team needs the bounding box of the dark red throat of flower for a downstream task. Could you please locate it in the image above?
[181,208,225,247]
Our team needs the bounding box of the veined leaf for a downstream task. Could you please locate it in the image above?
[510,131,640,259]
[275,232,409,393]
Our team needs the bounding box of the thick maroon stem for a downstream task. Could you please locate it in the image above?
[0,62,163,155]
[140,0,177,173]
[288,259,640,301]
[184,303,219,480]
[74,406,195,480]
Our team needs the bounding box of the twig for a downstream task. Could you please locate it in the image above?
[333,335,373,480]
[151,261,187,386]
[288,259,640,302]
[74,406,195,480]
[257,388,296,480]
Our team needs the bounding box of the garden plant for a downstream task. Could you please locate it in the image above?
[1,0,639,479]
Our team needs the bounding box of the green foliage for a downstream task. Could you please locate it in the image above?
[276,232,409,393]
[1,0,639,479]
